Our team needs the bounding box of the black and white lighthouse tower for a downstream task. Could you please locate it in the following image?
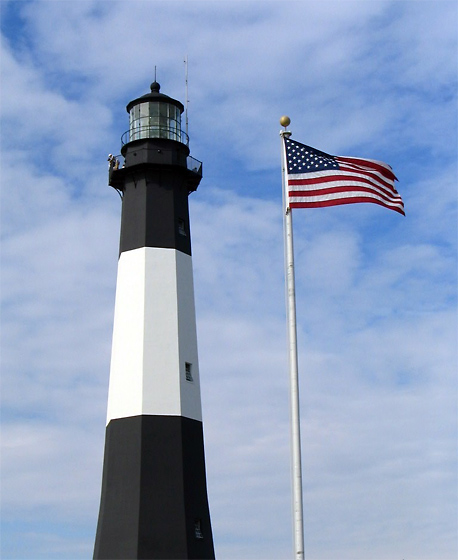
[94,81,215,560]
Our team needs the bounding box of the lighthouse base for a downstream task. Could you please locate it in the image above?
[93,415,215,560]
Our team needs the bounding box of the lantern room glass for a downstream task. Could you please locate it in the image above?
[129,101,182,143]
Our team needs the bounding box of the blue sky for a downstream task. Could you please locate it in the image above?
[1,1,457,559]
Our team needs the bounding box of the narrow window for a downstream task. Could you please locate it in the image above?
[185,362,193,382]
[194,519,203,539]
[178,218,187,236]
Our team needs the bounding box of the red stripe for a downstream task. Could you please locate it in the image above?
[288,174,398,196]
[290,197,405,215]
[289,185,403,205]
[288,166,395,191]
[289,193,404,209]
[338,166,395,190]
[337,165,395,190]
[337,156,398,181]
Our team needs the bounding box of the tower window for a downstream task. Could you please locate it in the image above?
[178,218,187,236]
[194,519,204,539]
[185,362,193,382]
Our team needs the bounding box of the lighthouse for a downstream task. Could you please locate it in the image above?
[93,81,215,560]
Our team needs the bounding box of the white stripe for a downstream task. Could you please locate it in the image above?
[106,247,203,425]
[338,155,393,170]
[338,162,395,185]
[288,178,402,202]
[289,190,404,209]
[288,169,395,192]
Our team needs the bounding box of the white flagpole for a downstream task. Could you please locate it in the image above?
[280,119,305,560]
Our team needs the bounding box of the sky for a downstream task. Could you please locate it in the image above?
[0,1,457,559]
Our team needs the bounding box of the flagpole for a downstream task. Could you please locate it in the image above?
[280,118,305,560]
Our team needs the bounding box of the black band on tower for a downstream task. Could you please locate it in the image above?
[119,165,192,256]
[94,416,215,560]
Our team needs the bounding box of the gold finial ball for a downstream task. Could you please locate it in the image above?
[280,115,291,127]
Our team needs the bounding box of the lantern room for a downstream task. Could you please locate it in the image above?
[109,80,203,195]
[121,81,187,146]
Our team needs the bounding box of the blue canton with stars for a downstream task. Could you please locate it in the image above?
[285,138,339,174]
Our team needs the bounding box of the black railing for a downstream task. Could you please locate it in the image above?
[187,155,202,176]
[121,125,189,146]
[109,152,201,177]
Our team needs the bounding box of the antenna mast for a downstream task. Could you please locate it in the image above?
[184,55,189,140]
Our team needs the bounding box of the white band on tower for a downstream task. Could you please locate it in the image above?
[106,247,203,424]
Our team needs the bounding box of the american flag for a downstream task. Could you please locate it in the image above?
[285,138,405,215]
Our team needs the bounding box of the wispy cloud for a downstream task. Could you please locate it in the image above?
[1,1,456,559]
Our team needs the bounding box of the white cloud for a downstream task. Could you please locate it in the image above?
[1,1,456,559]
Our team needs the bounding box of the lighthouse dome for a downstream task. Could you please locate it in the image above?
[123,82,187,146]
